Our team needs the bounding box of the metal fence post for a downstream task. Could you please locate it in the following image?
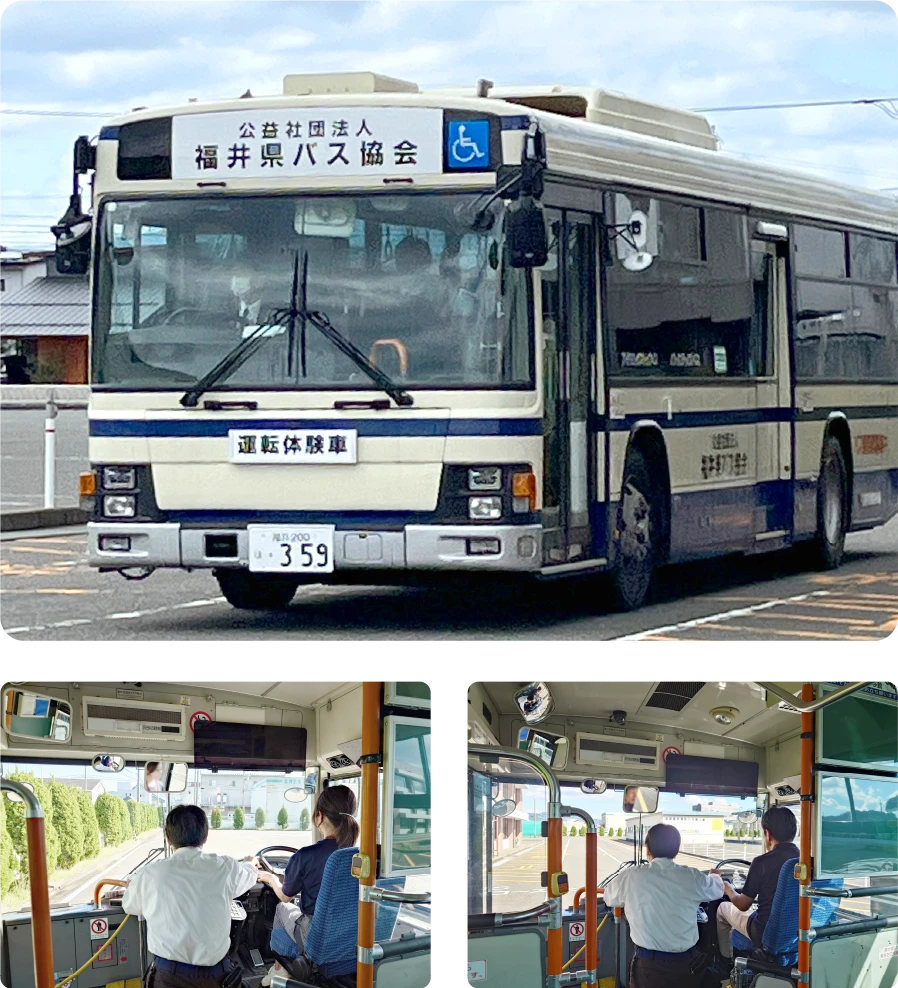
[43,391,58,509]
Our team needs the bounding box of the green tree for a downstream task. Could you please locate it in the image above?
[297,807,308,831]
[233,806,245,830]
[211,806,222,829]
[1,797,20,895]
[157,805,165,828]
[255,807,266,830]
[118,799,132,840]
[579,826,586,837]
[599,825,605,837]
[617,827,623,837]
[95,794,124,846]
[562,824,568,836]
[49,779,85,870]
[75,790,102,859]
[6,772,59,876]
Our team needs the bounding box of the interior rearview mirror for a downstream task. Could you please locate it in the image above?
[284,787,308,804]
[506,197,549,268]
[514,682,554,725]
[144,761,188,793]
[580,779,607,795]
[3,689,72,742]
[92,754,126,773]
[491,798,518,818]
[3,781,35,803]
[622,785,659,814]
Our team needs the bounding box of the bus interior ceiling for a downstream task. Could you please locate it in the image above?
[1,681,431,988]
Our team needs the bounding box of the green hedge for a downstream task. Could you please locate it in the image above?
[5,772,59,876]
[233,807,244,830]
[49,780,85,870]
[211,807,222,829]
[1,797,19,895]
[297,807,307,831]
[95,793,125,846]
[255,807,265,829]
[74,788,101,859]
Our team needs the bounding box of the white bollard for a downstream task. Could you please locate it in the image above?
[43,391,58,509]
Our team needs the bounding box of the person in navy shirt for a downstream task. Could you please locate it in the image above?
[257,785,359,986]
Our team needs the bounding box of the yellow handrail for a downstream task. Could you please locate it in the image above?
[561,913,609,972]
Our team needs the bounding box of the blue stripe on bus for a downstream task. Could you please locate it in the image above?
[89,418,545,438]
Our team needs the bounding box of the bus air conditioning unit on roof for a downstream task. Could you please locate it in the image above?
[575,732,661,771]
[82,696,187,740]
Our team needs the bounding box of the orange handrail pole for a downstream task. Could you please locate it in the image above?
[2,780,54,988]
[356,681,382,988]
[585,831,598,977]
[797,682,814,982]
[94,878,129,905]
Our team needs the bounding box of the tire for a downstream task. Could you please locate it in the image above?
[810,434,848,570]
[214,569,300,610]
[611,447,661,611]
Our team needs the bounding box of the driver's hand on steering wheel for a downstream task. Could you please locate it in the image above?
[256,870,273,884]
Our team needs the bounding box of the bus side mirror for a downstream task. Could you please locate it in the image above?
[506,197,548,268]
[52,135,95,275]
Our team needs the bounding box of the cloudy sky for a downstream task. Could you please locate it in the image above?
[1,0,896,252]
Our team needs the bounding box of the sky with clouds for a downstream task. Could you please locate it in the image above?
[1,0,896,251]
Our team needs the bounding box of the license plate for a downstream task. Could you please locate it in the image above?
[248,526,335,573]
[229,429,357,464]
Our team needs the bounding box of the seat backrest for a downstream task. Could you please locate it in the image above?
[304,847,406,978]
[761,857,844,964]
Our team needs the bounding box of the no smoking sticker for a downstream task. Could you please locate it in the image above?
[190,711,212,732]
[569,922,585,941]
[90,917,108,939]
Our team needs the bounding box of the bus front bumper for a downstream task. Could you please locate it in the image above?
[87,522,543,573]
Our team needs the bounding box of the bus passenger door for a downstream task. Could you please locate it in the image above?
[751,239,793,541]
[541,209,597,565]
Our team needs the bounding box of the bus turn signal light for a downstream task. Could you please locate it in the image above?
[512,471,536,512]
[80,471,97,496]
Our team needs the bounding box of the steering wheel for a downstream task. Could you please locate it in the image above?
[714,857,752,889]
[160,307,213,325]
[256,845,299,876]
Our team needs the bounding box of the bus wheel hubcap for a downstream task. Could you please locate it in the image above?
[620,482,651,563]
[823,459,841,543]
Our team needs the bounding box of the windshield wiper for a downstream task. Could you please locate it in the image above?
[179,312,290,408]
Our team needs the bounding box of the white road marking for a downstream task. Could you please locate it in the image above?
[611,589,833,640]
[5,597,227,635]
[67,836,163,902]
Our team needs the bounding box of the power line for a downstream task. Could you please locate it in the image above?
[693,97,898,117]
[1,108,116,118]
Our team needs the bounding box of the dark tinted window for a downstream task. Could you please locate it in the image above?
[605,196,763,376]
[793,225,845,279]
[117,118,172,181]
[849,234,897,285]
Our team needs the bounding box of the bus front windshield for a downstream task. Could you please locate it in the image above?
[94,192,532,391]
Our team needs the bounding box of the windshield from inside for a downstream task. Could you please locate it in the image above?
[94,192,532,391]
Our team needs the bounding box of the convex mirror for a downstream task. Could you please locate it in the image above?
[144,761,188,793]
[514,682,554,725]
[3,689,72,742]
[622,785,659,813]
[492,798,518,818]
[580,779,607,795]
[284,787,309,804]
[92,754,126,773]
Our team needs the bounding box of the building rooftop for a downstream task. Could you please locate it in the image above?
[0,273,89,338]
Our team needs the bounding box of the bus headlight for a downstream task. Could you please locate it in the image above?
[102,466,136,490]
[468,467,502,491]
[103,495,136,518]
[469,496,502,520]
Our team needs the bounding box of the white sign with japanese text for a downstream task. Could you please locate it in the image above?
[228,428,358,464]
[172,108,443,180]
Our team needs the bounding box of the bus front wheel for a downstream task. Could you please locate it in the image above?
[611,448,659,610]
[214,569,301,610]
[811,434,848,569]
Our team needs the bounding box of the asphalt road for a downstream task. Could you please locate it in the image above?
[0,407,88,510]
[2,518,895,640]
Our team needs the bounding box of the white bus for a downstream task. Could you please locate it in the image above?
[54,73,898,610]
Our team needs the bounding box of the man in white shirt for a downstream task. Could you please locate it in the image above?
[603,823,724,988]
[122,804,258,987]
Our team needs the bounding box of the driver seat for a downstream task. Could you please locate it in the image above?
[731,856,843,968]
[273,846,405,985]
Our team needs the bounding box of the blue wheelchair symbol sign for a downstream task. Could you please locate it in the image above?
[447,120,490,170]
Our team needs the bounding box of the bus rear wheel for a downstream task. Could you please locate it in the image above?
[810,434,848,570]
[214,569,301,610]
[611,448,659,611]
